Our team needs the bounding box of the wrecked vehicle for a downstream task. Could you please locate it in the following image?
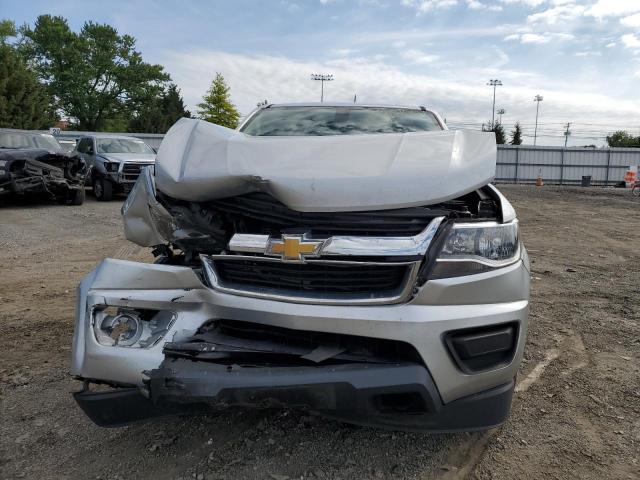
[0,129,86,205]
[72,104,530,431]
[74,135,156,201]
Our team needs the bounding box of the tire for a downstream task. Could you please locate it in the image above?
[94,178,113,201]
[70,187,85,205]
[633,185,640,197]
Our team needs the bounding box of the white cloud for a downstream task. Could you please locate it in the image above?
[521,33,550,43]
[585,0,640,19]
[575,51,601,57]
[605,42,616,47]
[401,48,440,64]
[506,32,574,43]
[621,33,640,49]
[620,12,640,28]
[499,0,546,6]
[401,0,458,14]
[634,70,640,79]
[528,4,586,24]
[466,0,503,11]
[330,48,358,56]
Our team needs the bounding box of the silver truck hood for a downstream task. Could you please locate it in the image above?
[155,118,496,212]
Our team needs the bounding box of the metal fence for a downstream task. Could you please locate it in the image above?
[496,145,640,186]
[53,130,165,149]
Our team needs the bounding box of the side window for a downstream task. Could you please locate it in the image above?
[77,138,91,154]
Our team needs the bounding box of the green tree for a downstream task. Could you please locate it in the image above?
[510,122,523,145]
[197,73,240,128]
[129,84,191,133]
[488,122,506,144]
[0,20,57,129]
[606,130,640,148]
[19,15,169,130]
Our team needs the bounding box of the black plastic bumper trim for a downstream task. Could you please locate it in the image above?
[74,360,515,432]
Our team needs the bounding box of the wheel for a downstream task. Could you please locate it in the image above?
[94,178,113,201]
[70,187,85,205]
[633,185,640,197]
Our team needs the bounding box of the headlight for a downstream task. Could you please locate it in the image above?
[105,162,119,172]
[431,220,520,278]
[92,307,175,348]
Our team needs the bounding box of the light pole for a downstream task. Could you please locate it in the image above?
[310,73,334,102]
[564,122,571,147]
[533,95,543,146]
[487,79,502,127]
[497,108,505,124]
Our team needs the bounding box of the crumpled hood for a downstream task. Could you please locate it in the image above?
[155,118,496,212]
[99,153,156,163]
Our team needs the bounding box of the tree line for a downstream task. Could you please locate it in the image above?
[0,16,240,133]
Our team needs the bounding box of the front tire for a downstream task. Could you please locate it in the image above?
[94,178,113,201]
[633,185,640,197]
[70,188,85,205]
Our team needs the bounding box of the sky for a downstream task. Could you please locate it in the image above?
[2,0,640,145]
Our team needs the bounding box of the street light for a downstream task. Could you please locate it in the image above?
[533,95,544,146]
[487,79,502,127]
[310,73,334,102]
[497,108,505,124]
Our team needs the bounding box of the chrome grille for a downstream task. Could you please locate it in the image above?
[201,255,422,305]
[121,162,154,182]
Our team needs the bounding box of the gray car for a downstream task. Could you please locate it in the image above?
[75,135,155,201]
[72,104,529,431]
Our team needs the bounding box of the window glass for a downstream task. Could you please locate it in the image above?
[96,138,154,154]
[240,107,443,136]
[0,132,61,150]
[33,134,62,150]
[76,138,91,154]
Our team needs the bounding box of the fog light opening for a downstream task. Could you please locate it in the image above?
[92,307,176,348]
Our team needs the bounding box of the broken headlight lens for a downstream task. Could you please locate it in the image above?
[432,221,519,278]
[92,307,176,348]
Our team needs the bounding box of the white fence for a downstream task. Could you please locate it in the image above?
[496,145,640,186]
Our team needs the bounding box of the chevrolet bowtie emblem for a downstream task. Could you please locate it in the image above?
[268,235,323,261]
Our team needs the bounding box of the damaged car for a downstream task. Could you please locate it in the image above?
[72,104,530,431]
[0,129,86,205]
[75,135,156,201]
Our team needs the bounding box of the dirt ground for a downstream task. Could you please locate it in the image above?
[0,186,638,480]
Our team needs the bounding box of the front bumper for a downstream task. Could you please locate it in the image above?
[75,364,515,431]
[71,253,530,430]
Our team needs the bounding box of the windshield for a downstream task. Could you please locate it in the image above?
[240,106,443,136]
[97,138,154,154]
[0,132,62,150]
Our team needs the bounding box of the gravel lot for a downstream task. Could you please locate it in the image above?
[1,186,638,480]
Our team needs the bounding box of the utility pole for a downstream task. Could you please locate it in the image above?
[354,94,357,103]
[310,74,334,102]
[497,108,505,124]
[487,79,502,127]
[564,122,571,147]
[533,94,544,146]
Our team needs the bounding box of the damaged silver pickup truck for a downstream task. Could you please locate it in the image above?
[72,103,529,431]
